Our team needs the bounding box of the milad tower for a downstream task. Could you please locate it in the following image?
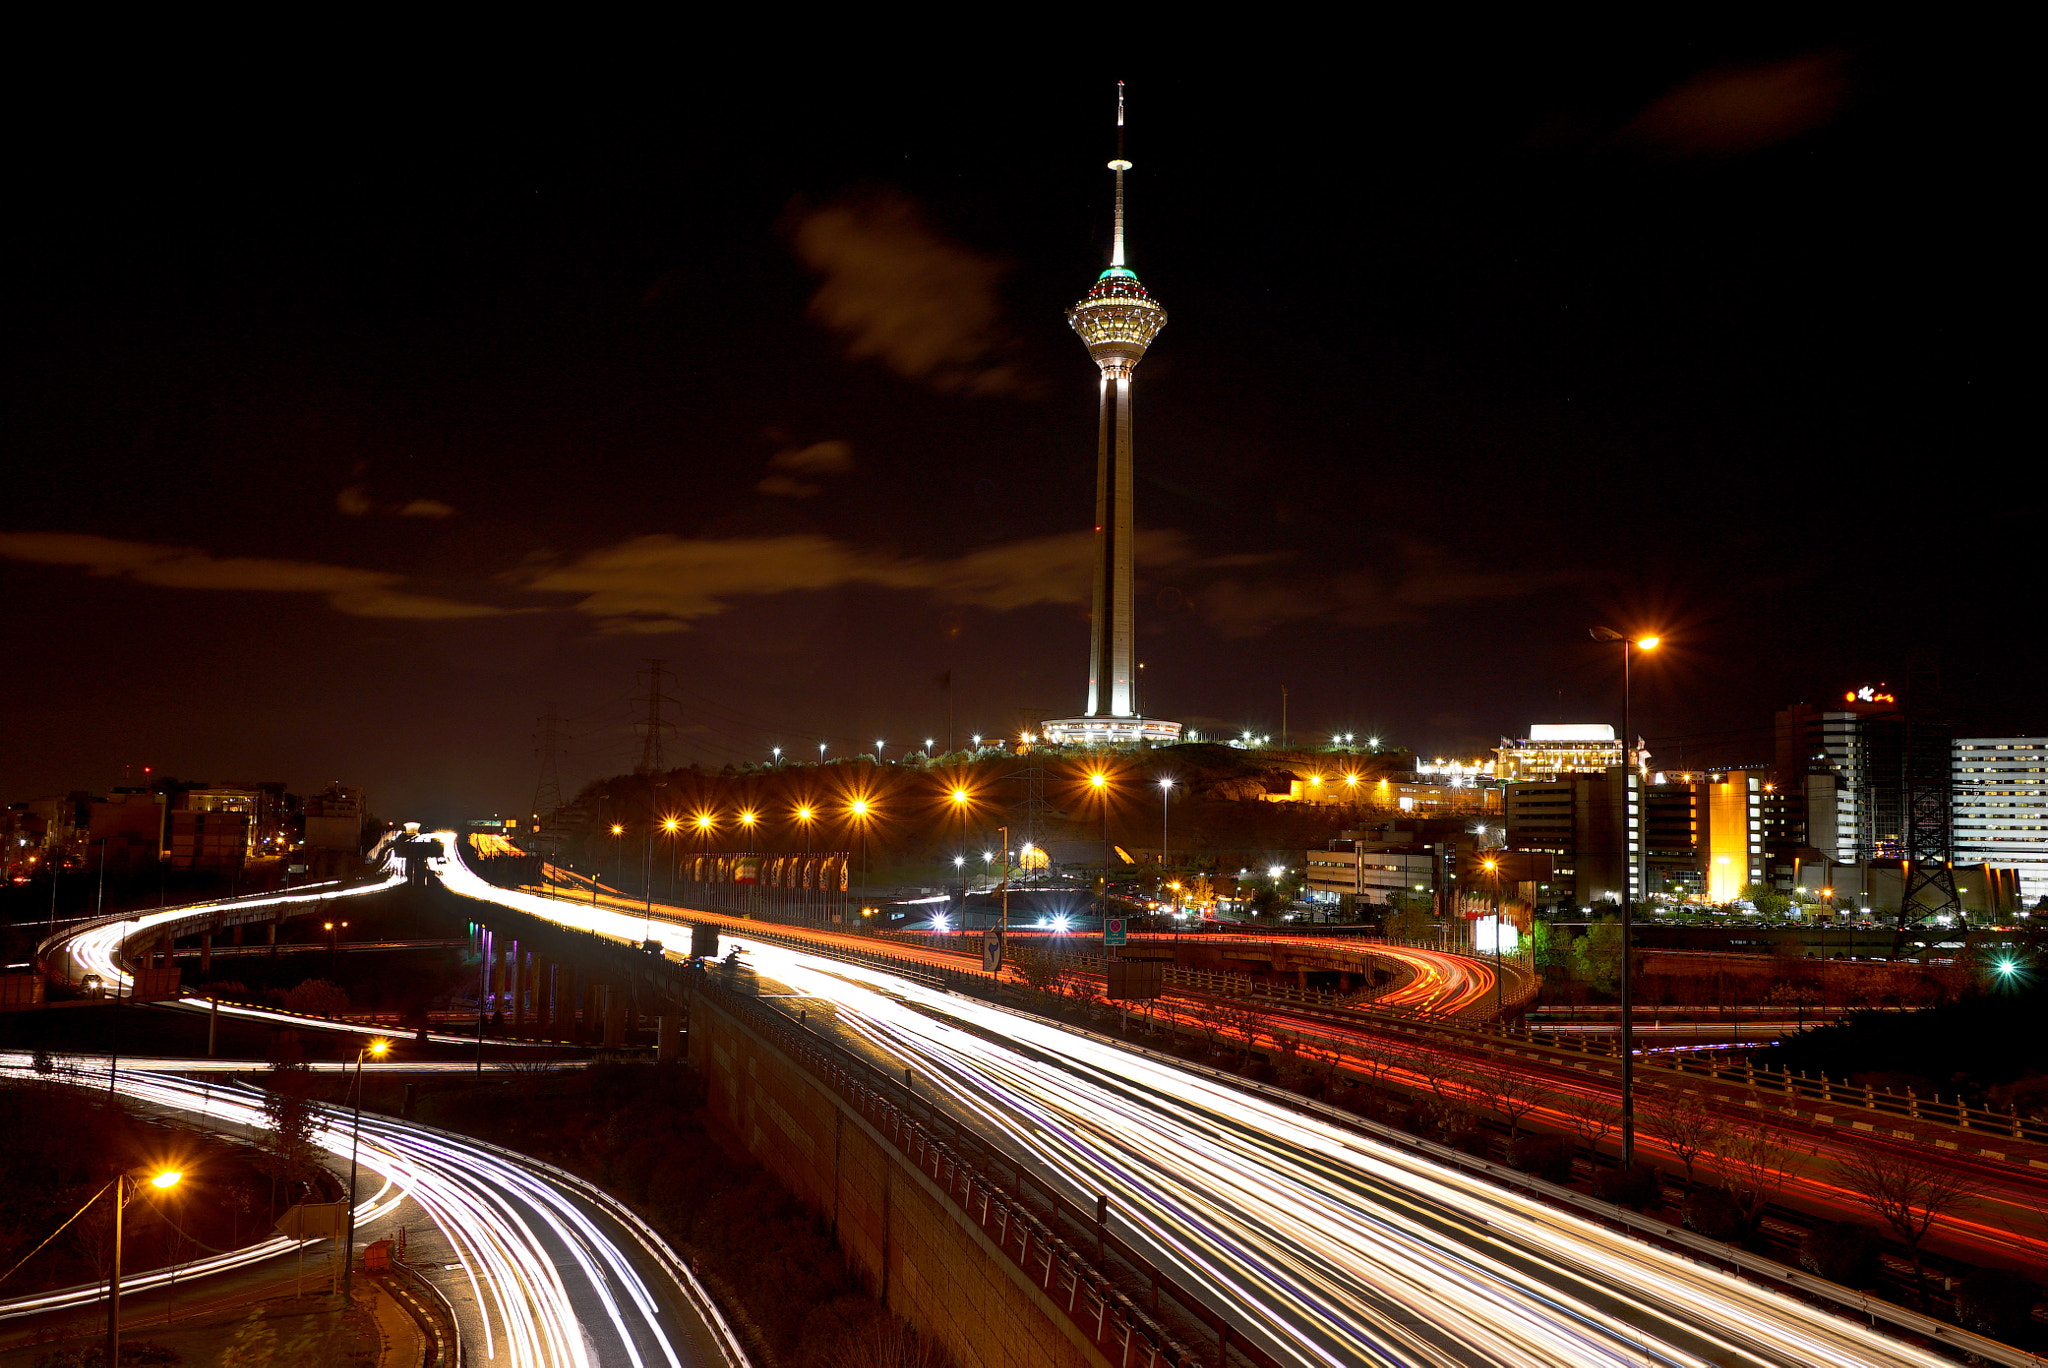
[1041,85,1182,747]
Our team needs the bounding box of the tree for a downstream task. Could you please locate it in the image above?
[1636,1085,1725,1189]
[283,977,350,1017]
[1559,1089,1622,1169]
[257,1061,320,1202]
[1715,1107,1803,1238]
[1474,1057,1550,1141]
[1833,1143,1986,1307]
[1384,904,1432,943]
[1573,918,1623,994]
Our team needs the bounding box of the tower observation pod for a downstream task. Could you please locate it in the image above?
[1042,84,1183,748]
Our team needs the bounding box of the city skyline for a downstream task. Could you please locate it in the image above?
[3,50,2026,815]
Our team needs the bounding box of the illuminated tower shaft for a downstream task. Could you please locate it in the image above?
[1069,85,1165,721]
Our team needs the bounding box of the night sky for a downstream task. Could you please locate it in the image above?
[5,45,2025,818]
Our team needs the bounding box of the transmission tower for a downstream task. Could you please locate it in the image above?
[532,706,569,836]
[1899,663,1961,932]
[635,659,682,775]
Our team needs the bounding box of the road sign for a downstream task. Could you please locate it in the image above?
[982,928,1004,974]
[275,1200,348,1240]
[1103,917,1127,947]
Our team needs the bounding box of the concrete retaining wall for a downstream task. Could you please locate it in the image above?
[690,993,1112,1368]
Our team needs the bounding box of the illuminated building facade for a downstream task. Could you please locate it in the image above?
[1041,86,1181,748]
[1773,691,1906,863]
[1493,724,1624,784]
[1952,737,2048,906]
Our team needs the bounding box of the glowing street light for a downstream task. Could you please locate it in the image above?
[106,1166,184,1366]
[342,1037,391,1300]
[1589,624,1663,1167]
[1158,777,1175,878]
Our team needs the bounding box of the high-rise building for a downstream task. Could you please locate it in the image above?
[1774,689,1907,863]
[1493,724,1624,784]
[1953,737,2048,907]
[1041,86,1181,748]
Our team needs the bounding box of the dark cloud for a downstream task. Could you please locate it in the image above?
[511,528,1199,633]
[790,193,1025,394]
[757,439,856,498]
[1624,55,1848,156]
[1199,546,1584,638]
[0,532,519,620]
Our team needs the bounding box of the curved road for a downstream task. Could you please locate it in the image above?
[430,832,1988,1368]
[0,1057,746,1368]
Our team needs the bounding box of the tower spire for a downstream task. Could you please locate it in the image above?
[1043,83,1180,748]
[1109,80,1131,269]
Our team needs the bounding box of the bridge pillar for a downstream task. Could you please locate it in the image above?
[200,931,212,977]
[603,984,626,1048]
[512,948,527,1036]
[267,922,277,958]
[231,924,244,946]
[656,1012,681,1062]
[1297,968,1308,990]
[532,957,549,1037]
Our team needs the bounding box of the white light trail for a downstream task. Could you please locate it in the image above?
[0,1057,743,1368]
[426,830,1967,1368]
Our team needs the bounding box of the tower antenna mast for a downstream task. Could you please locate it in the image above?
[1041,83,1182,748]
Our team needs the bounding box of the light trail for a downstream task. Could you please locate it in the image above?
[41,862,558,1049]
[425,833,1971,1368]
[0,1056,746,1368]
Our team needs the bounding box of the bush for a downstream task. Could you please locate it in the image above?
[1507,1135,1572,1184]
[1683,1186,1749,1242]
[1954,1268,2040,1342]
[1593,1163,1662,1211]
[281,978,350,1017]
[1798,1220,1882,1287]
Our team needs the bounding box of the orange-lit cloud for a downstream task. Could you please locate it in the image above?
[0,532,519,620]
[790,192,1024,394]
[756,439,856,498]
[1625,55,1848,156]
[514,528,1199,633]
[1200,545,1584,638]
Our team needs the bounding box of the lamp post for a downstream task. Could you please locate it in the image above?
[107,1167,183,1368]
[1590,625,1659,1167]
[340,1038,389,1301]
[738,810,758,915]
[849,799,872,928]
[795,805,815,925]
[1089,771,1111,921]
[1158,778,1175,884]
[662,816,680,909]
[609,824,624,903]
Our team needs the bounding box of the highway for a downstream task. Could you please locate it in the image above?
[0,1055,747,1368]
[428,833,1982,1368]
[41,865,559,1051]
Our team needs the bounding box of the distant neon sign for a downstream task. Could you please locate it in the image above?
[1845,686,1896,704]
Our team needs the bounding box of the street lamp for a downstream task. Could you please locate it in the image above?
[106,1166,183,1367]
[1589,625,1660,1167]
[661,816,680,906]
[1089,771,1111,920]
[1158,778,1175,884]
[849,798,873,924]
[342,1037,391,1302]
[794,804,816,925]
